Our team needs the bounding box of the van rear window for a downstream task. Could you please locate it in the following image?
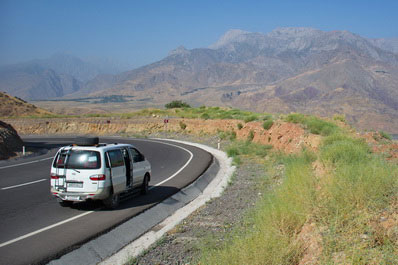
[54,150,101,169]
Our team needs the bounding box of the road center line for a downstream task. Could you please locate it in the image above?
[0,139,194,249]
[1,179,47,190]
[0,157,53,170]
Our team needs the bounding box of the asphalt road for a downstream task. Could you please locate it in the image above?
[0,137,212,265]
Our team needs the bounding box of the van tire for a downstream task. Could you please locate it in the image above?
[141,174,149,195]
[58,199,73,207]
[103,192,120,209]
[75,136,99,146]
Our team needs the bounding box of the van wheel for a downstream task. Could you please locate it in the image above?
[141,174,149,195]
[103,193,120,209]
[58,199,73,207]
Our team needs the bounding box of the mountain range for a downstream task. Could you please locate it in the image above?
[1,27,398,133]
[0,53,129,99]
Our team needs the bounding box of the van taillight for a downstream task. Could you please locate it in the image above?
[90,174,106,181]
[51,173,59,179]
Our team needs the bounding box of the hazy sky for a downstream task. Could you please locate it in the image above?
[1,0,397,69]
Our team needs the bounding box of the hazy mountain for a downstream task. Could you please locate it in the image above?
[0,62,81,100]
[32,53,129,82]
[368,38,398,54]
[0,53,131,100]
[81,27,398,132]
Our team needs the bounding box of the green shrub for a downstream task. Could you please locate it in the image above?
[244,115,258,123]
[179,121,187,130]
[263,114,273,121]
[247,130,255,142]
[285,113,306,124]
[379,131,392,140]
[226,141,272,159]
[321,135,370,165]
[219,130,237,141]
[333,114,346,122]
[165,100,191,109]
[227,146,239,157]
[263,120,274,130]
[201,113,210,120]
[237,123,243,130]
[286,114,338,136]
[306,117,338,136]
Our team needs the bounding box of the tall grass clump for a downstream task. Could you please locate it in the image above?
[379,131,392,140]
[286,113,338,136]
[318,132,398,263]
[263,120,274,130]
[201,151,316,265]
[225,141,272,166]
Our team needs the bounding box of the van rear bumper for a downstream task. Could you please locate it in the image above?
[51,188,110,202]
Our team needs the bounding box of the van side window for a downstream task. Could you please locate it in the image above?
[107,150,124,167]
[129,148,144,162]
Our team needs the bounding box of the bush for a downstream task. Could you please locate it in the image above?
[306,117,338,136]
[244,115,257,123]
[263,120,274,130]
[237,123,243,130]
[219,130,236,141]
[285,113,306,124]
[201,113,210,120]
[379,131,392,140]
[179,121,187,130]
[286,114,338,136]
[333,114,346,122]
[247,130,255,142]
[321,136,370,165]
[165,100,191,109]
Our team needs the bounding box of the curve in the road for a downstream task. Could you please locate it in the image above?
[0,137,212,265]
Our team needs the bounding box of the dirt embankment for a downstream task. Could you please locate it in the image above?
[0,120,24,160]
[6,117,322,153]
[0,92,52,117]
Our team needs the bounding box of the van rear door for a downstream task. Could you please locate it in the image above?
[53,150,102,193]
[106,149,126,194]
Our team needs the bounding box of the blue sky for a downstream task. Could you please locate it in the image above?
[1,0,397,69]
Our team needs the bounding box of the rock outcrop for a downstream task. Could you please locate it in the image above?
[0,120,23,160]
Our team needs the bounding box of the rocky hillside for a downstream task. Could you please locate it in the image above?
[0,120,23,160]
[80,27,398,133]
[0,92,51,117]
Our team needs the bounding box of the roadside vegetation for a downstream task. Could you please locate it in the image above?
[5,101,398,263]
[199,116,398,264]
[9,105,274,124]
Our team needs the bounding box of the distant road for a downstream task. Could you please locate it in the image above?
[0,137,212,265]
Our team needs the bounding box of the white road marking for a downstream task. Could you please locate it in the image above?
[0,157,53,170]
[0,139,194,248]
[0,211,94,248]
[1,179,47,190]
[147,140,194,190]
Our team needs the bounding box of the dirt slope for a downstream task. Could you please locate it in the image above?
[0,92,51,117]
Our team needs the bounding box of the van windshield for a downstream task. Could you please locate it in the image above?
[54,150,101,170]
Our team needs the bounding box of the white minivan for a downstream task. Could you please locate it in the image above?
[50,137,151,209]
